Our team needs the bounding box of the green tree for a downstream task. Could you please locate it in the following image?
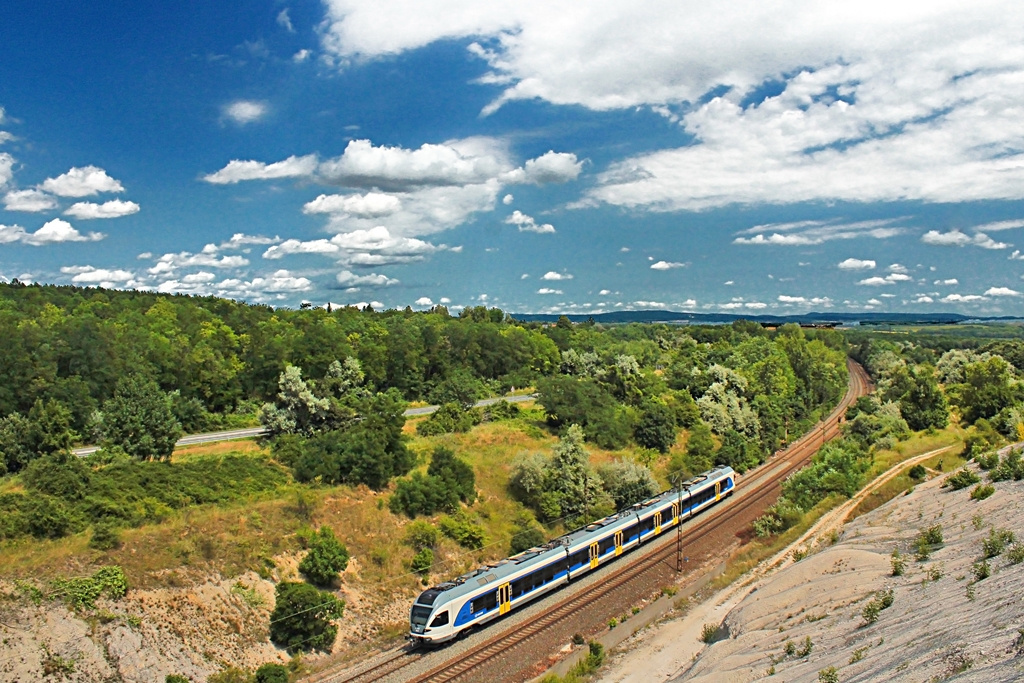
[685,422,715,471]
[426,446,476,504]
[298,526,350,587]
[899,365,949,430]
[955,356,1021,424]
[0,412,34,474]
[269,581,343,654]
[27,398,78,455]
[597,460,660,509]
[98,375,182,461]
[634,402,677,453]
[254,663,289,683]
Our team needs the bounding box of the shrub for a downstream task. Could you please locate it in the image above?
[922,524,943,545]
[1007,543,1024,564]
[945,468,980,490]
[970,484,995,501]
[299,527,350,587]
[509,515,547,555]
[484,400,521,421]
[818,667,839,683]
[891,549,906,576]
[975,452,1000,471]
[973,559,991,581]
[25,496,77,539]
[982,528,1016,559]
[51,566,128,611]
[797,636,814,657]
[908,464,926,480]
[426,447,476,504]
[389,472,459,517]
[700,623,720,644]
[89,522,122,551]
[416,403,480,436]
[166,676,190,683]
[438,514,486,550]
[207,668,252,683]
[411,548,433,575]
[403,521,439,551]
[254,663,289,683]
[269,581,343,654]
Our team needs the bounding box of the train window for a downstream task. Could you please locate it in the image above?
[624,523,639,542]
[471,590,498,614]
[411,606,431,627]
[570,550,588,568]
[512,577,527,598]
[430,611,449,627]
[599,535,615,554]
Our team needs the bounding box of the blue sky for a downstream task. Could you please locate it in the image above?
[3,1,1024,315]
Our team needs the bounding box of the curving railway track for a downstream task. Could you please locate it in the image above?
[322,359,872,683]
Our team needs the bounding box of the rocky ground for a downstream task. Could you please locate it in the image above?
[0,551,411,682]
[599,461,1024,682]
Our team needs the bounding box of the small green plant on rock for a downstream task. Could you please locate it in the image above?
[982,528,1016,559]
[890,549,905,576]
[797,636,814,657]
[970,484,995,501]
[946,468,980,490]
[972,559,991,581]
[700,623,720,644]
[818,666,839,683]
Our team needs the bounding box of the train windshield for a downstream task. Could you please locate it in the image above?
[411,605,432,627]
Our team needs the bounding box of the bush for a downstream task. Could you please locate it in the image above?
[484,400,521,421]
[416,403,480,436]
[51,566,128,611]
[426,447,476,504]
[25,496,77,539]
[254,663,289,683]
[298,526,350,587]
[89,522,122,551]
[411,548,433,575]
[973,559,991,581]
[982,528,1016,559]
[509,512,547,554]
[439,514,486,550]
[207,668,252,683]
[269,581,343,654]
[946,468,981,490]
[1007,543,1024,564]
[633,402,677,453]
[908,464,926,480]
[891,549,906,576]
[970,484,995,501]
[166,676,190,683]
[389,472,459,517]
[700,623,722,644]
[403,520,439,551]
[818,667,839,683]
[797,636,814,657]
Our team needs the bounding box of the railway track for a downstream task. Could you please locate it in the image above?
[323,359,872,683]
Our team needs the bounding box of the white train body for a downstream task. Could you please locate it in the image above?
[409,466,735,643]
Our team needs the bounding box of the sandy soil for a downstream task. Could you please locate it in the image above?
[600,451,1024,683]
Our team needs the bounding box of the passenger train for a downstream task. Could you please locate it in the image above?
[409,465,736,644]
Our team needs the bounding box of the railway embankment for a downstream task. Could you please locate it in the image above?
[598,458,1024,683]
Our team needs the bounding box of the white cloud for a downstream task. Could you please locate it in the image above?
[778,295,806,303]
[64,199,140,219]
[968,219,1024,232]
[203,155,318,184]
[650,260,684,270]
[0,153,14,188]
[984,286,1021,297]
[302,192,402,217]
[838,258,875,270]
[219,233,282,249]
[921,229,1010,249]
[318,4,1024,209]
[3,218,105,245]
[60,265,136,285]
[4,189,57,212]
[734,219,903,246]
[942,293,987,302]
[336,270,399,287]
[915,295,934,303]
[40,166,123,197]
[537,288,562,294]
[147,249,248,274]
[857,272,912,286]
[599,289,611,295]
[936,278,959,285]
[440,297,451,303]
[503,151,583,184]
[1010,250,1024,261]
[277,9,295,32]
[224,100,267,124]
[503,193,514,205]
[415,296,433,306]
[182,271,216,283]
[505,210,555,234]
[319,137,510,190]
[887,263,908,273]
[541,271,573,280]
[263,226,441,265]
[293,49,312,63]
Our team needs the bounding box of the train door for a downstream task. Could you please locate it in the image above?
[715,481,721,502]
[671,501,679,525]
[589,542,600,569]
[614,530,623,556]
[498,583,512,615]
[654,511,663,535]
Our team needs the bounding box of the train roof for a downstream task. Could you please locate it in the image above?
[414,466,734,608]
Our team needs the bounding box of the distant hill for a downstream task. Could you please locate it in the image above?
[510,309,978,326]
